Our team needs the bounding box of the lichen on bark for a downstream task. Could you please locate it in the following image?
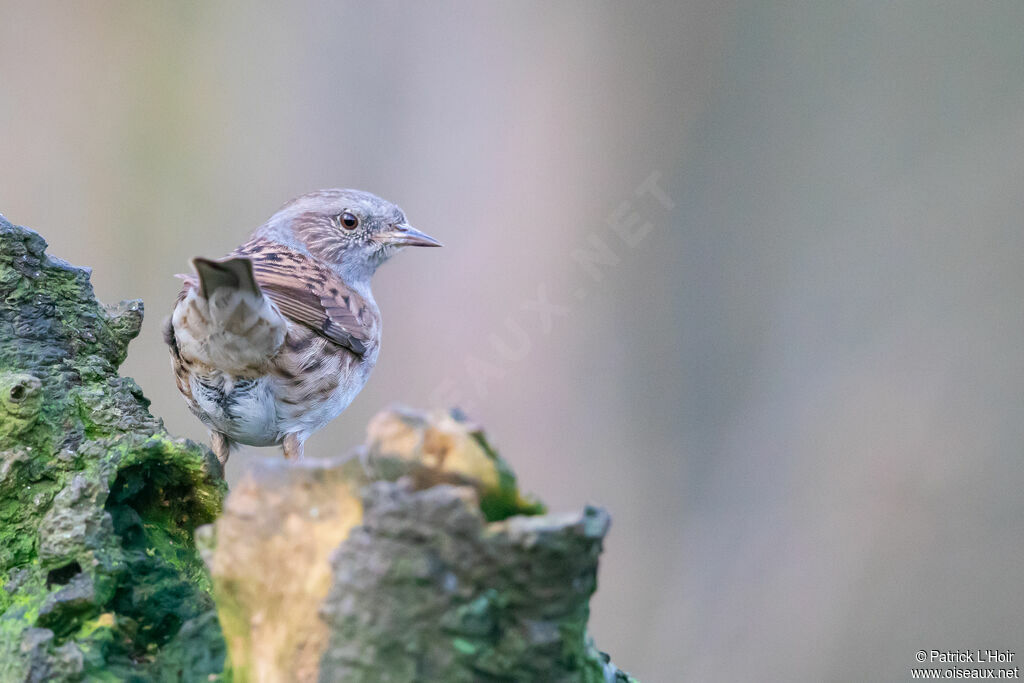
[0,215,226,682]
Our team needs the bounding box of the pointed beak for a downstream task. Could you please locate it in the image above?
[378,223,443,247]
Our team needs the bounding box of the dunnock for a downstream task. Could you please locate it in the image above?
[163,189,440,465]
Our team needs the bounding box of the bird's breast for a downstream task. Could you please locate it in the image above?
[268,325,380,440]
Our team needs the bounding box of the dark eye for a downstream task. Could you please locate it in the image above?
[340,212,359,230]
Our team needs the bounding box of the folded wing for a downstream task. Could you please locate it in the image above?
[235,239,374,356]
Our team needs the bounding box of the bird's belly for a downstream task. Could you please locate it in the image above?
[272,352,378,441]
[189,344,378,447]
[190,374,280,446]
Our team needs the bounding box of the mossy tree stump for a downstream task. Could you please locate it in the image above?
[0,214,636,682]
[0,216,226,681]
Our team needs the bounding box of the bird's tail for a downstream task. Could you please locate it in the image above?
[170,257,287,374]
[192,257,262,299]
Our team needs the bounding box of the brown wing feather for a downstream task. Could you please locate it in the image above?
[232,239,373,355]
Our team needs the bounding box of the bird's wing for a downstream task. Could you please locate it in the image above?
[233,239,374,356]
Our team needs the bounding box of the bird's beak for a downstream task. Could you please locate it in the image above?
[378,223,443,247]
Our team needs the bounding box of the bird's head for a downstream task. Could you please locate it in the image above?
[256,188,441,283]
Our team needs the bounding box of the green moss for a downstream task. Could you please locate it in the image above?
[452,637,478,656]
[469,429,546,522]
[0,217,227,681]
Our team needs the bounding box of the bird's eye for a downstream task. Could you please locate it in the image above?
[339,212,359,230]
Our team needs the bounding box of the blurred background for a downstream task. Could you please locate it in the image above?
[3,2,1024,679]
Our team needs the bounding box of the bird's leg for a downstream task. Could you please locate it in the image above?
[283,433,304,460]
[210,431,233,467]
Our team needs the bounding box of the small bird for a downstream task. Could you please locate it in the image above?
[163,189,440,466]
